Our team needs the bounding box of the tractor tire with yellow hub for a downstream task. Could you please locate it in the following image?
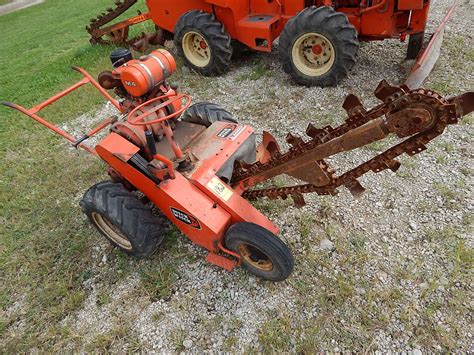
[174,10,232,76]
[279,6,359,87]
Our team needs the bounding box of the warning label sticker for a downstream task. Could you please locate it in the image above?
[206,177,233,201]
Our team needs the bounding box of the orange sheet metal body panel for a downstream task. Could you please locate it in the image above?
[398,0,424,10]
[408,2,431,34]
[146,0,213,35]
[146,0,430,52]
[95,129,278,253]
[186,121,280,235]
[95,133,231,252]
[355,0,428,39]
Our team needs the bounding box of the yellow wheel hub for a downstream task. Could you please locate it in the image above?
[291,32,335,77]
[91,212,132,250]
[182,31,211,67]
[238,244,273,271]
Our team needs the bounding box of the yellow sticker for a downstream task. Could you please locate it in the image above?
[207,177,233,201]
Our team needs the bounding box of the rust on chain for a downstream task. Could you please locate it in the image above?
[87,0,138,45]
[86,0,163,51]
[232,81,473,207]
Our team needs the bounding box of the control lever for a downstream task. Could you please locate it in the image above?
[73,116,118,148]
[145,130,176,180]
[145,130,157,155]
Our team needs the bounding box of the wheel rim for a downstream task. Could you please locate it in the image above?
[291,32,335,77]
[238,244,273,272]
[91,212,132,250]
[182,31,211,67]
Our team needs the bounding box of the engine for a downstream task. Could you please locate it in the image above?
[97,48,184,162]
[98,48,177,99]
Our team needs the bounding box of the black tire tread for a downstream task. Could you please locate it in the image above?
[80,181,164,258]
[174,10,232,75]
[181,102,237,127]
[225,222,294,281]
[278,6,359,87]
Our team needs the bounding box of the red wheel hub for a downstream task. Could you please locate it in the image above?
[312,44,323,55]
[199,40,208,49]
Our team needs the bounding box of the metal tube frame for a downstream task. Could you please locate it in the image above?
[2,67,123,155]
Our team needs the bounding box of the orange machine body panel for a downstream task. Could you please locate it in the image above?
[146,0,431,51]
[398,0,424,10]
[95,129,278,253]
[113,49,177,97]
[185,121,280,235]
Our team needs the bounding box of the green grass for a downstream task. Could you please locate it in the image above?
[236,59,271,81]
[0,0,169,351]
[432,182,461,209]
[258,316,292,352]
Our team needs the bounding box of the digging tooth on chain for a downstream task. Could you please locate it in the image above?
[374,80,407,102]
[237,85,470,205]
[286,133,304,147]
[305,123,320,139]
[307,124,317,134]
[292,193,306,208]
[87,0,139,46]
[305,123,335,142]
[405,142,428,156]
[400,84,411,93]
[343,93,366,116]
[386,159,401,172]
[321,126,336,143]
[344,179,366,198]
[448,92,474,118]
[371,158,401,174]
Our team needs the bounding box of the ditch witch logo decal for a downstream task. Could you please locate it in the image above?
[170,207,201,229]
[216,126,234,139]
[216,124,245,141]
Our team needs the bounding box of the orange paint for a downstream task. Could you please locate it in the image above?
[145,0,432,50]
[114,49,177,97]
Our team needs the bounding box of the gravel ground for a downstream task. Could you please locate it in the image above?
[57,0,473,352]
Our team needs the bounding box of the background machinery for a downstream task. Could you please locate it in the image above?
[87,0,458,87]
[3,49,472,281]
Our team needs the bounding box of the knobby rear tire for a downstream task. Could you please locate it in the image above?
[181,102,237,127]
[80,181,164,258]
[278,6,359,87]
[174,10,232,76]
